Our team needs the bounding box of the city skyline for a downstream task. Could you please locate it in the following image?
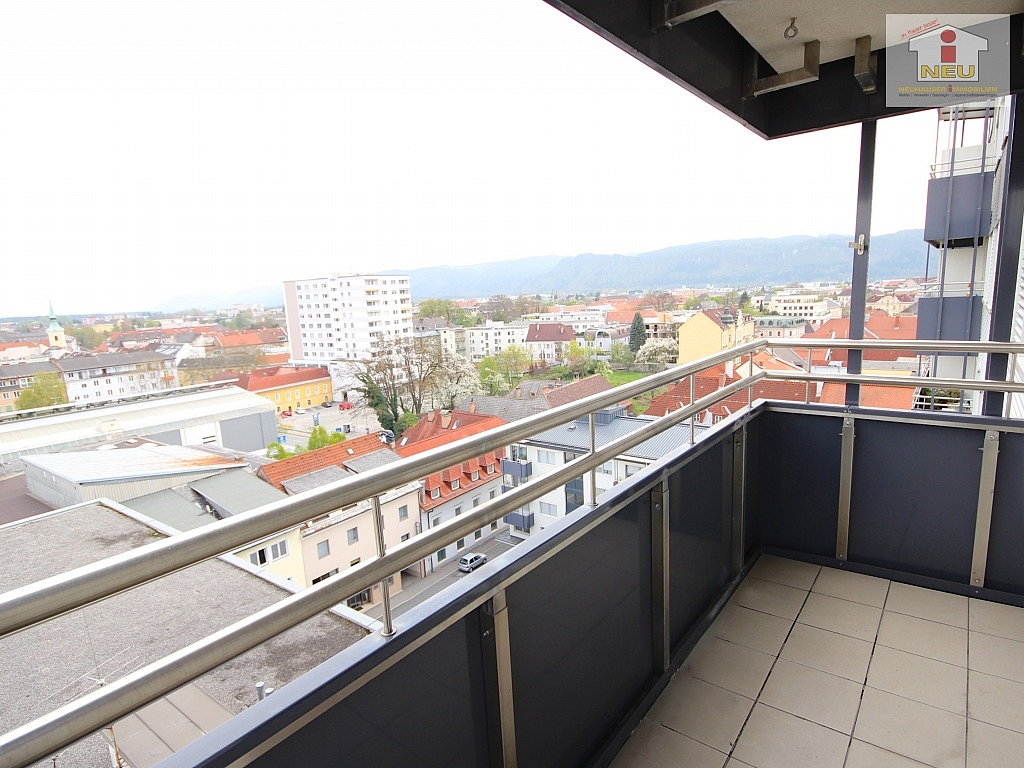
[2,1,938,317]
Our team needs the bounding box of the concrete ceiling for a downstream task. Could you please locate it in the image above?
[720,2,1024,74]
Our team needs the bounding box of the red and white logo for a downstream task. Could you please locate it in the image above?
[909,25,987,81]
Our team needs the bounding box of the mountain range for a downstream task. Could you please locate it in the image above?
[154,229,927,310]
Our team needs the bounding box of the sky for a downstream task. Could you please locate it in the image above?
[0,1,939,318]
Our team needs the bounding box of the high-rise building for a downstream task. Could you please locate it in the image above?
[282,273,413,364]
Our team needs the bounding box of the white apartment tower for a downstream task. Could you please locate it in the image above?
[283,274,413,364]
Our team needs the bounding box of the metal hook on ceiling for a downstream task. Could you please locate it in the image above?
[784,18,798,40]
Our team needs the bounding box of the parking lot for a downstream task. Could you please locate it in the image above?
[276,400,382,449]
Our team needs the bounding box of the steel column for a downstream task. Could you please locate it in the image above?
[836,416,856,561]
[481,591,517,768]
[651,481,670,673]
[731,427,746,574]
[847,120,876,407]
[985,96,1024,416]
[371,495,395,636]
[970,430,1001,588]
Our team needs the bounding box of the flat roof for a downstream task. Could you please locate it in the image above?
[23,444,247,484]
[0,501,366,766]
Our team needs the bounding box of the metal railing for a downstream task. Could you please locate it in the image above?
[2,338,1024,767]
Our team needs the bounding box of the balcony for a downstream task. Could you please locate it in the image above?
[2,340,1024,768]
[501,458,533,479]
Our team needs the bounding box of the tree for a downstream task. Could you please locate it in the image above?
[65,325,106,350]
[478,356,508,395]
[481,294,516,322]
[306,425,346,451]
[17,372,68,410]
[634,338,678,365]
[396,411,419,437]
[431,349,482,410]
[494,344,532,387]
[645,290,677,312]
[629,312,647,354]
[610,342,635,368]
[266,442,289,460]
[349,336,443,432]
[564,339,592,376]
[513,295,544,318]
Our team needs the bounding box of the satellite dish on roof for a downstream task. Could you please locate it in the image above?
[379,430,395,444]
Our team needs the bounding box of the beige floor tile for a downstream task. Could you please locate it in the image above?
[710,603,793,656]
[969,631,1024,684]
[725,761,756,768]
[845,740,935,768]
[812,567,889,608]
[877,611,968,667]
[796,592,882,642]
[966,718,1024,768]
[853,687,966,768]
[779,622,874,683]
[647,673,754,754]
[731,703,848,768]
[682,636,775,699]
[968,670,1024,734]
[885,582,968,628]
[758,659,862,734]
[969,598,1024,642]
[748,555,820,591]
[866,645,967,715]
[609,719,728,768]
[731,576,808,621]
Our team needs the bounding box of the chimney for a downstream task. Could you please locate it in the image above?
[542,386,550,395]
[440,411,452,429]
[718,373,726,388]
[427,411,436,423]
[725,360,734,379]
[894,315,900,329]
[515,386,521,399]
[469,399,477,414]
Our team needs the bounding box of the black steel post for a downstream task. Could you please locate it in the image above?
[984,95,1024,417]
[847,120,877,407]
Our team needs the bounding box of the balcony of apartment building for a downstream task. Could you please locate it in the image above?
[7,5,1024,768]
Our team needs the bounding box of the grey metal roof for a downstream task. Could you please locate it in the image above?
[456,395,547,422]
[0,360,58,379]
[281,465,350,495]
[189,468,286,517]
[123,487,220,531]
[526,416,704,462]
[52,350,173,371]
[23,444,246,483]
[0,501,366,767]
[343,448,401,473]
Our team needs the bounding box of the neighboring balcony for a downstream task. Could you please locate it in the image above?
[3,339,1024,768]
[501,458,533,479]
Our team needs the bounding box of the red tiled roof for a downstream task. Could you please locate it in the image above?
[418,449,506,511]
[819,383,915,410]
[525,323,575,342]
[214,365,330,392]
[646,374,815,418]
[396,411,507,457]
[605,310,655,325]
[258,432,390,490]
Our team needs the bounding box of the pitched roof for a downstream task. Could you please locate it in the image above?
[543,375,613,407]
[819,383,915,410]
[645,374,816,418]
[396,411,506,457]
[525,323,575,342]
[258,432,391,490]
[455,395,547,423]
[417,449,506,511]
[215,365,331,392]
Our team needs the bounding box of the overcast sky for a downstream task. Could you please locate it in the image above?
[1,1,938,318]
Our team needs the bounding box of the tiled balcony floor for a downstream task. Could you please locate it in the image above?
[611,556,1024,768]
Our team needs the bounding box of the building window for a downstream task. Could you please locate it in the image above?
[624,463,642,477]
[317,540,330,559]
[491,521,499,531]
[401,533,410,542]
[540,501,558,517]
[537,450,556,464]
[430,487,440,499]
[475,530,482,540]
[350,558,361,567]
[431,517,440,528]
[249,538,289,566]
[312,568,339,584]
[437,548,447,562]
[347,527,358,544]
[597,461,613,475]
[398,504,408,521]
[456,538,465,550]
[451,478,460,490]
[455,506,462,516]
[489,489,496,500]
[471,470,479,481]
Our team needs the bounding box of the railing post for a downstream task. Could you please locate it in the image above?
[371,495,396,637]
[481,590,518,768]
[586,413,598,507]
[689,375,696,444]
[651,481,670,674]
[970,430,1000,589]
[732,426,746,575]
[746,352,754,407]
[836,417,856,561]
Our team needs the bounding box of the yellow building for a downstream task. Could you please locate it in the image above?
[234,528,307,585]
[217,365,333,413]
[677,308,755,365]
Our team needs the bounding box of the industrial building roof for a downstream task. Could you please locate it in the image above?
[0,501,366,767]
[23,444,247,484]
[189,469,287,517]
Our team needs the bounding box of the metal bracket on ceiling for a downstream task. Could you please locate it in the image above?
[854,36,878,94]
[746,40,820,97]
[652,0,732,30]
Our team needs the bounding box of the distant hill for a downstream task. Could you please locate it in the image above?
[401,229,927,298]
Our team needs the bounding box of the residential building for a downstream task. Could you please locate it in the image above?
[523,322,577,364]
[464,321,528,362]
[282,273,413,364]
[55,351,177,404]
[395,409,508,572]
[0,341,50,363]
[753,316,812,339]
[523,307,607,332]
[0,361,54,413]
[582,324,630,356]
[215,365,333,413]
[456,374,614,424]
[677,307,755,365]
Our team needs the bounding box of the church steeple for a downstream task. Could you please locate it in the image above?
[47,301,67,350]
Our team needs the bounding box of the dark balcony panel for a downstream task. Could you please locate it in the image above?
[754,411,841,557]
[917,296,983,342]
[923,171,994,247]
[985,431,1024,594]
[668,435,733,646]
[506,500,652,768]
[848,420,981,582]
[503,511,534,530]
[501,458,532,479]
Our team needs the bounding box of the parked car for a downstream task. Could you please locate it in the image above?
[339,401,353,410]
[281,409,293,417]
[457,553,487,573]
[321,401,333,408]
[295,408,306,414]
